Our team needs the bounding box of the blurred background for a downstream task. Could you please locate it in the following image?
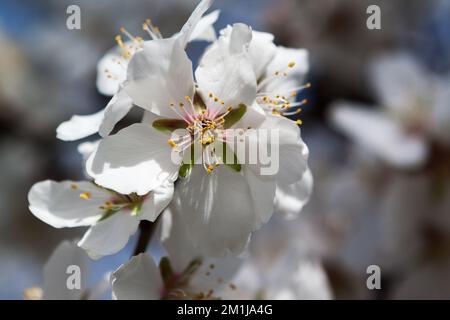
[0,0,449,299]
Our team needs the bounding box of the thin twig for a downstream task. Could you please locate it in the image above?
[132,219,159,257]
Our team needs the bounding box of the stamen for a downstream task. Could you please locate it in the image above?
[80,192,91,200]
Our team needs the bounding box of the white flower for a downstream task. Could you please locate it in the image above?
[220,216,332,300]
[28,180,173,259]
[202,26,310,121]
[86,23,310,256]
[56,0,219,142]
[24,240,109,300]
[111,208,241,300]
[330,52,450,168]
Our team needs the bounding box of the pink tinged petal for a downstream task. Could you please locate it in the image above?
[86,123,180,196]
[111,253,163,300]
[28,180,109,228]
[124,39,194,119]
[196,23,256,111]
[98,89,133,137]
[56,109,105,141]
[43,241,88,300]
[177,0,214,48]
[78,213,140,259]
[275,168,313,220]
[139,181,174,222]
[188,9,220,42]
[331,103,428,168]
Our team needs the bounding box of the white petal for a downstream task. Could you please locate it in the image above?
[56,109,105,141]
[28,180,109,228]
[172,165,257,257]
[43,241,88,300]
[275,168,313,220]
[78,213,139,259]
[196,23,256,110]
[77,140,100,160]
[217,28,278,80]
[139,181,174,222]
[252,115,309,185]
[189,10,220,42]
[330,102,428,168]
[96,46,127,96]
[125,39,194,119]
[86,123,180,195]
[98,90,133,137]
[111,253,163,300]
[369,53,430,115]
[243,167,276,228]
[177,0,214,48]
[269,258,332,300]
[161,207,242,293]
[263,46,309,92]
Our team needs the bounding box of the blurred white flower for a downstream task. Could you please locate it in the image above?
[28,180,173,259]
[24,241,109,300]
[330,53,450,168]
[56,0,219,141]
[220,217,332,300]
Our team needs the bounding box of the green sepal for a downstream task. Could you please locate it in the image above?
[179,162,194,178]
[223,104,247,129]
[152,119,187,134]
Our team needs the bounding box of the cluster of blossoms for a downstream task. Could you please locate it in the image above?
[27,0,312,299]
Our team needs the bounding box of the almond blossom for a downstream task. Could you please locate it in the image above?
[28,180,173,259]
[331,52,450,168]
[86,22,311,256]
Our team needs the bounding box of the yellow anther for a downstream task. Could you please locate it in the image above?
[119,26,126,33]
[296,108,302,114]
[168,139,177,148]
[206,165,214,173]
[220,101,225,105]
[295,119,303,125]
[80,192,91,200]
[208,93,213,98]
[115,35,125,49]
[179,102,184,107]
[272,109,281,115]
[185,96,191,101]
[291,92,298,97]
[214,97,219,102]
[122,51,131,59]
[288,61,296,68]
